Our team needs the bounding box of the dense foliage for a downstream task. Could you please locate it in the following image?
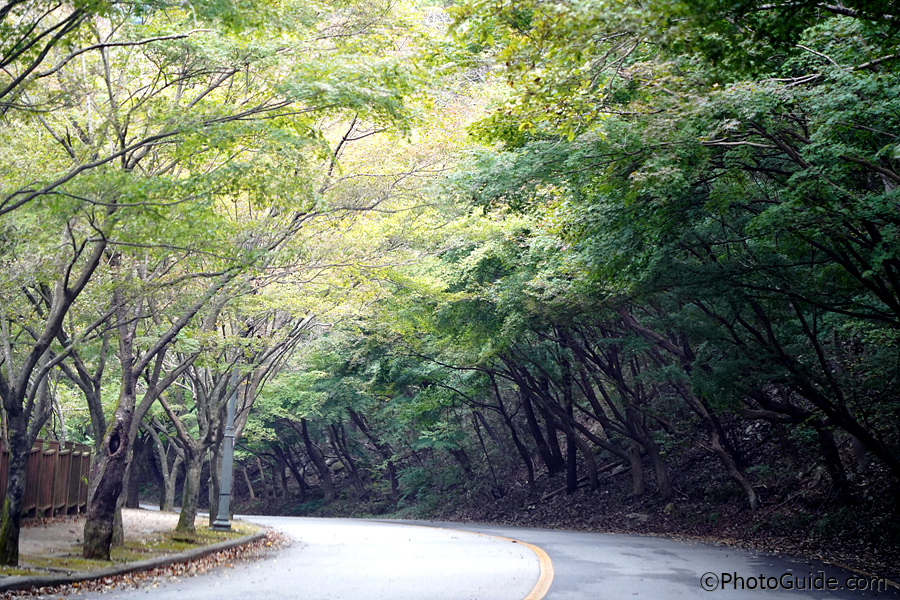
[229,0,900,573]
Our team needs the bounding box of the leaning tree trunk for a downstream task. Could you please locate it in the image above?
[255,456,271,499]
[491,385,536,495]
[565,423,579,495]
[675,382,758,510]
[277,455,289,499]
[1,354,57,565]
[83,403,134,559]
[301,419,335,502]
[280,446,308,502]
[347,408,399,503]
[164,454,183,512]
[328,425,367,501]
[241,464,256,500]
[521,393,564,476]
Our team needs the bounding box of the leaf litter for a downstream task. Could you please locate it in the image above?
[0,530,288,600]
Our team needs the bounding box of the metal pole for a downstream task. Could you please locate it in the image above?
[212,371,239,531]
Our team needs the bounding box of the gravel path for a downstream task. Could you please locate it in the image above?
[19,509,202,556]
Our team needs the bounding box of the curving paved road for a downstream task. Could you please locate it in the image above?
[54,516,899,599]
[55,517,540,600]
[401,520,900,599]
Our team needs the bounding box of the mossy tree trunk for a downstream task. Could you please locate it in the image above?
[0,409,30,566]
[83,404,133,559]
[177,449,203,533]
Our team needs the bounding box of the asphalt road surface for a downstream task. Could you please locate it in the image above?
[55,516,900,599]
[409,520,900,599]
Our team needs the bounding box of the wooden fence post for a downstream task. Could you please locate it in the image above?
[78,444,90,513]
[37,441,57,517]
[23,443,42,517]
[66,443,82,514]
[53,442,72,516]
[0,439,93,519]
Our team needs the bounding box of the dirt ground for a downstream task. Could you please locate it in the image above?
[19,509,203,557]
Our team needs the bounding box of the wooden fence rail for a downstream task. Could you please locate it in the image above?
[0,440,91,518]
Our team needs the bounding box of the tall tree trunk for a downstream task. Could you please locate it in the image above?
[164,454,183,512]
[565,432,579,495]
[473,412,502,495]
[488,376,536,493]
[125,464,142,509]
[814,421,851,504]
[521,393,563,475]
[541,409,565,471]
[674,381,759,510]
[710,427,758,510]
[145,441,166,510]
[499,404,536,493]
[177,448,203,533]
[0,409,31,566]
[125,435,148,509]
[278,455,289,499]
[646,436,673,500]
[146,424,183,512]
[448,447,475,477]
[574,431,598,491]
[385,460,400,504]
[625,405,672,499]
[4,355,68,555]
[628,440,645,497]
[208,438,222,527]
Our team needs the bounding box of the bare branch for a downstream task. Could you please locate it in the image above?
[36,30,212,78]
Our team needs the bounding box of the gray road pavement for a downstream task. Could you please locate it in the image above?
[403,520,900,599]
[50,516,900,600]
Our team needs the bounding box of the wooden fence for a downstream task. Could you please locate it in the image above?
[0,440,91,518]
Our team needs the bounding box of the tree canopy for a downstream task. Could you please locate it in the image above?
[2,0,899,579]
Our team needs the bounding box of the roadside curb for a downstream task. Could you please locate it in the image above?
[0,531,267,593]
